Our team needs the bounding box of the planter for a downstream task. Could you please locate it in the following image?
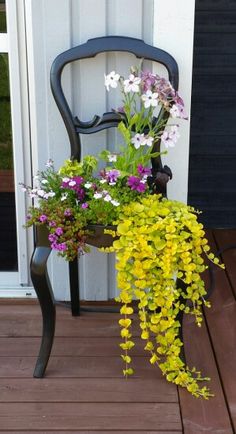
[36,223,117,249]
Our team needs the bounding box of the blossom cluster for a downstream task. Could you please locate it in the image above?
[104,68,187,151]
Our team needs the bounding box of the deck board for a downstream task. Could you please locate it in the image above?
[203,231,236,431]
[0,229,235,432]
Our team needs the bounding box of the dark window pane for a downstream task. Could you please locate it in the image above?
[0,53,18,271]
[0,1,6,33]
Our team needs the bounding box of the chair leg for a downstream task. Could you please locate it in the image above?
[69,258,80,316]
[30,245,55,378]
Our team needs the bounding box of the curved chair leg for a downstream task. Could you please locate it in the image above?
[30,245,55,378]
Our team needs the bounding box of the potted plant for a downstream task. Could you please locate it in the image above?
[22,68,223,398]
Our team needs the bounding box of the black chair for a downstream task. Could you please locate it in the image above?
[30,36,182,378]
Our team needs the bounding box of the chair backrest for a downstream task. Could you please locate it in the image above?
[50,36,179,177]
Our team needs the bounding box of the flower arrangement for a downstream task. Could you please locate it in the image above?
[22,68,223,398]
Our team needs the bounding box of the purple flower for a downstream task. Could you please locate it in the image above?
[48,234,57,243]
[39,214,47,223]
[127,176,147,193]
[73,176,83,185]
[141,71,157,92]
[106,169,120,184]
[61,176,83,189]
[137,164,152,177]
[57,242,67,251]
[76,187,85,201]
[49,221,56,227]
[55,227,63,236]
[64,208,72,217]
[81,202,89,209]
[50,241,67,252]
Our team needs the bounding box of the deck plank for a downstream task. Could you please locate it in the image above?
[178,314,233,434]
[202,230,236,431]
[0,355,163,378]
[0,307,142,337]
[0,432,183,434]
[0,402,181,431]
[213,228,236,298]
[0,377,177,403]
[0,336,146,356]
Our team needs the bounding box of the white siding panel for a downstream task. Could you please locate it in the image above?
[25,0,154,300]
[153,0,195,204]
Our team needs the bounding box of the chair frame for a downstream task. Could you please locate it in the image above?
[30,36,183,378]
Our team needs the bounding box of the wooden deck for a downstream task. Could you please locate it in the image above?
[0,229,235,433]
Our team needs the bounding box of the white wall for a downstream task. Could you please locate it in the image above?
[23,0,195,300]
[153,0,195,203]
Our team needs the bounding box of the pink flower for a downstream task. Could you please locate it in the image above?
[127,176,147,193]
[39,214,47,223]
[64,208,72,216]
[137,165,152,177]
[55,227,63,236]
[141,71,157,91]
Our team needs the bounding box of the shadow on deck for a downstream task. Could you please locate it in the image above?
[0,229,235,433]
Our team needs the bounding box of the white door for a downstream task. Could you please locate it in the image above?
[0,0,34,296]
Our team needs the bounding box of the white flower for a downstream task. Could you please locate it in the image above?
[111,199,120,206]
[62,177,70,183]
[100,179,107,184]
[68,180,76,187]
[123,74,141,93]
[44,191,56,199]
[169,125,180,142]
[141,90,158,109]
[104,194,112,202]
[131,133,145,149]
[37,189,46,198]
[108,153,117,162]
[61,193,68,201]
[45,159,53,168]
[84,182,92,189]
[170,104,181,118]
[161,131,176,148]
[41,179,48,184]
[94,192,103,199]
[104,71,120,91]
[142,135,154,147]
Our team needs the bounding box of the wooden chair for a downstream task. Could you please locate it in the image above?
[30,36,182,378]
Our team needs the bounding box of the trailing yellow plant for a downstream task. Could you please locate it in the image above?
[103,195,223,399]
